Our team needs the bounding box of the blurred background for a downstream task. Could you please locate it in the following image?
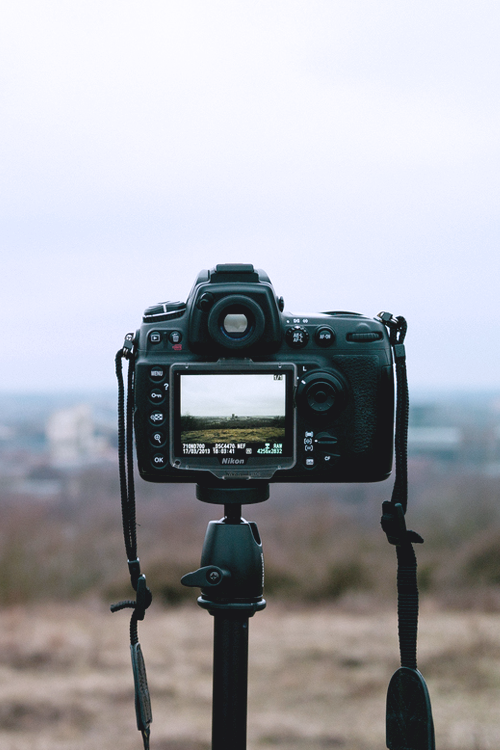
[1,2,500,748]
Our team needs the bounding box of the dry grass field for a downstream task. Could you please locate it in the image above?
[0,599,500,750]
[1,466,500,749]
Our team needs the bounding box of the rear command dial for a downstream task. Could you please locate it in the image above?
[297,370,347,417]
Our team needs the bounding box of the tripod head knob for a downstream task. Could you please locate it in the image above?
[181,515,266,612]
[181,565,231,589]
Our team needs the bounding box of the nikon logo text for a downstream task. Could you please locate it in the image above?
[221,458,245,465]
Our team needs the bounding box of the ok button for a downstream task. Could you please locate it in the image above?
[152,453,167,469]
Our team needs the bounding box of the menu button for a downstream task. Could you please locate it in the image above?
[149,366,166,381]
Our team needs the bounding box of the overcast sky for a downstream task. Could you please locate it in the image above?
[1,1,499,393]
[181,373,286,417]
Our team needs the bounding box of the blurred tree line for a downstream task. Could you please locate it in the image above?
[0,459,499,610]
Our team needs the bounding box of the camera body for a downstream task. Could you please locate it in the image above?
[132,264,394,485]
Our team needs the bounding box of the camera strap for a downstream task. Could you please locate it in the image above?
[111,335,153,750]
[378,313,435,750]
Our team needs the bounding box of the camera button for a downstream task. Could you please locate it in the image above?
[197,292,214,312]
[151,453,167,469]
[169,331,183,344]
[149,331,162,344]
[150,430,167,447]
[285,326,310,348]
[149,410,166,426]
[315,326,335,347]
[149,388,165,403]
[149,365,166,382]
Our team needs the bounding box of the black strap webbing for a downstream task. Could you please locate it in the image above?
[378,313,435,750]
[111,338,152,750]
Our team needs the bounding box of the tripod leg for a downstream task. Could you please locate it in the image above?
[181,499,267,750]
[212,611,249,750]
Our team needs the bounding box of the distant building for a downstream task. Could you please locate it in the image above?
[46,404,111,467]
[408,426,462,461]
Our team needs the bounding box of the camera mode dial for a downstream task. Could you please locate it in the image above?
[285,326,309,349]
[297,370,347,417]
[143,301,186,323]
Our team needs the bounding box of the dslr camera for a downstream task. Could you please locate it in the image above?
[132,264,394,485]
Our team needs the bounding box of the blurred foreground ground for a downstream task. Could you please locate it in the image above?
[0,600,500,750]
[0,437,500,750]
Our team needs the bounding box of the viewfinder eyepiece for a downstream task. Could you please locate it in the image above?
[208,295,265,349]
[223,313,249,336]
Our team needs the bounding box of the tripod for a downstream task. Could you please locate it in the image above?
[181,482,270,750]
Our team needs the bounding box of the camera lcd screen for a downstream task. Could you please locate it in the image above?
[171,365,295,475]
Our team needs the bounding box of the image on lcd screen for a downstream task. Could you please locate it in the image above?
[179,373,289,457]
